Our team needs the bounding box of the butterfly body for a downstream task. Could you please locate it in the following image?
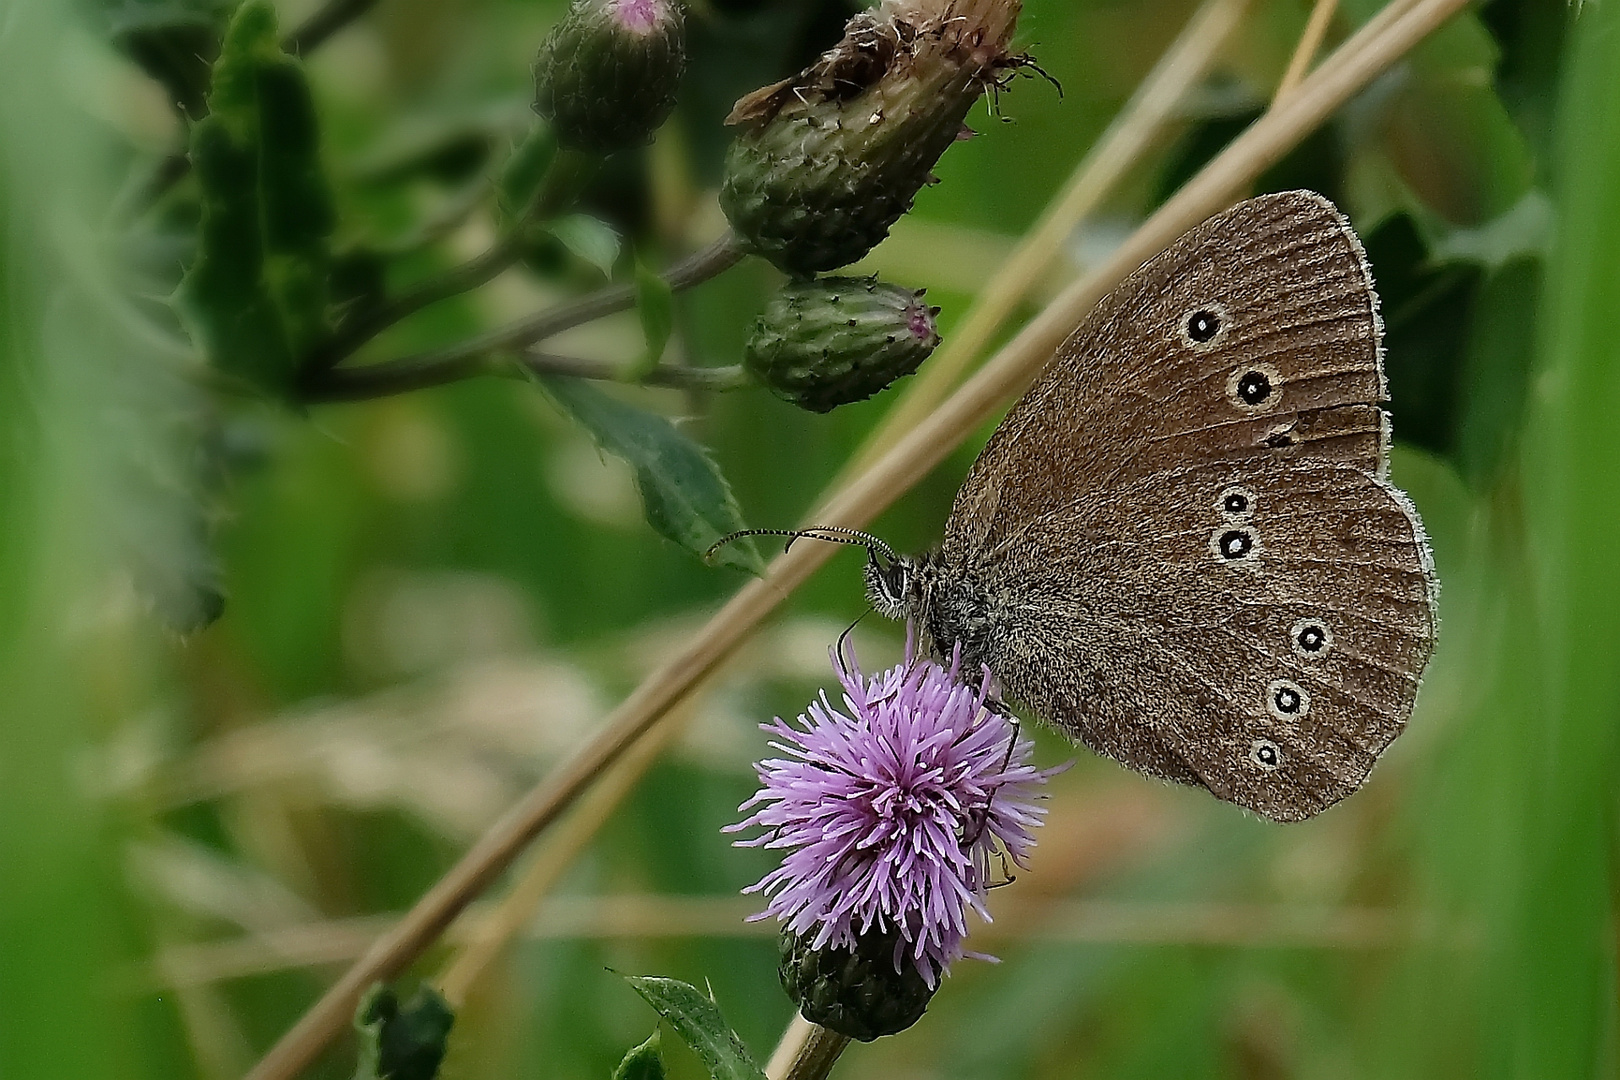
[868,191,1438,823]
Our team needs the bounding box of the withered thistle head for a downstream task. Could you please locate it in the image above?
[720,0,1024,277]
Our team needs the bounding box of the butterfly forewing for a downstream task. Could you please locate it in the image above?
[928,191,1438,822]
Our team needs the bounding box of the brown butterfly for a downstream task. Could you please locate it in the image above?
[732,191,1439,822]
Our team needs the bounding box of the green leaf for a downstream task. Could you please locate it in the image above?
[353,983,455,1080]
[547,214,622,278]
[1454,256,1542,489]
[623,976,766,1080]
[539,377,764,574]
[176,0,335,397]
[613,1031,667,1080]
[631,257,676,379]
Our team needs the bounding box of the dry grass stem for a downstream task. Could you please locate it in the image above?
[243,3,1472,1077]
[848,0,1253,472]
[1276,0,1343,102]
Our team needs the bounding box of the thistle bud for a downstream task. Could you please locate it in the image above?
[720,0,1022,276]
[744,277,941,413]
[779,925,938,1042]
[533,0,686,154]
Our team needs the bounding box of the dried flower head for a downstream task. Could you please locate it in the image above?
[729,639,1057,987]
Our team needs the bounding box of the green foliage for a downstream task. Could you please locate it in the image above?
[354,984,455,1080]
[104,0,236,119]
[612,1030,667,1080]
[540,375,764,574]
[547,214,623,279]
[624,976,766,1080]
[176,0,334,396]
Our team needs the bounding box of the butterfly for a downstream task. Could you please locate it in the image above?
[729,191,1439,822]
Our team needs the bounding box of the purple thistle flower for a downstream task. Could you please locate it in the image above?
[728,639,1061,987]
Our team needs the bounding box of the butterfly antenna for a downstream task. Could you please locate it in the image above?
[704,526,898,565]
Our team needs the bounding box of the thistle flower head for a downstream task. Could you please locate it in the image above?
[729,639,1057,987]
[533,0,686,154]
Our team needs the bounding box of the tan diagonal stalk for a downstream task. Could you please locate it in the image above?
[849,0,1253,472]
[243,2,1472,1077]
[1276,0,1343,102]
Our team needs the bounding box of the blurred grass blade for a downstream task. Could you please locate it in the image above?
[539,375,764,574]
[623,977,766,1080]
[1503,0,1620,1073]
[176,0,335,396]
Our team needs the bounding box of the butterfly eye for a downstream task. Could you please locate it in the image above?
[1211,527,1258,562]
[1266,679,1311,720]
[1291,619,1333,658]
[1249,740,1282,771]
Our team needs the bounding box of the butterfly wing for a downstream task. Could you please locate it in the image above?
[935,191,1438,821]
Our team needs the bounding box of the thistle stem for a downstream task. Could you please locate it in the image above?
[774,1020,850,1080]
[301,349,749,402]
[297,232,746,401]
[305,148,599,373]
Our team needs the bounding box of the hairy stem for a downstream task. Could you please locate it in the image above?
[772,1020,850,1080]
[298,232,746,401]
[307,148,599,372]
[242,3,1471,1078]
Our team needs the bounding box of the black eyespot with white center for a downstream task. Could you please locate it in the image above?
[1266,678,1311,721]
[1237,371,1271,404]
[1290,618,1334,659]
[1187,310,1220,342]
[1210,526,1259,563]
[1250,740,1282,771]
[1177,303,1229,349]
[1215,485,1256,521]
[1226,363,1281,412]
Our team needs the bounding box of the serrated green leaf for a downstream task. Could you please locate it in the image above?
[623,977,766,1080]
[539,377,763,574]
[548,214,622,278]
[353,983,455,1080]
[176,0,334,397]
[630,257,676,379]
[613,1030,667,1080]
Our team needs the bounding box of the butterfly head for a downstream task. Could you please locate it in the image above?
[863,551,917,621]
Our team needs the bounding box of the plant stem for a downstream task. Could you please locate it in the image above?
[282,0,382,55]
[241,4,1471,1078]
[302,349,748,401]
[306,148,599,372]
[1275,0,1342,102]
[298,232,746,401]
[773,1020,850,1080]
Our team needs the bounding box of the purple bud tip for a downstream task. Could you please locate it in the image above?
[906,301,941,346]
[609,0,667,34]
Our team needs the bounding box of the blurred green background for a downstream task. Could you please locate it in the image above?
[1,0,1616,1077]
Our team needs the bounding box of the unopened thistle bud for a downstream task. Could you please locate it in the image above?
[744,277,941,413]
[720,0,1023,276]
[779,925,937,1042]
[533,0,686,154]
